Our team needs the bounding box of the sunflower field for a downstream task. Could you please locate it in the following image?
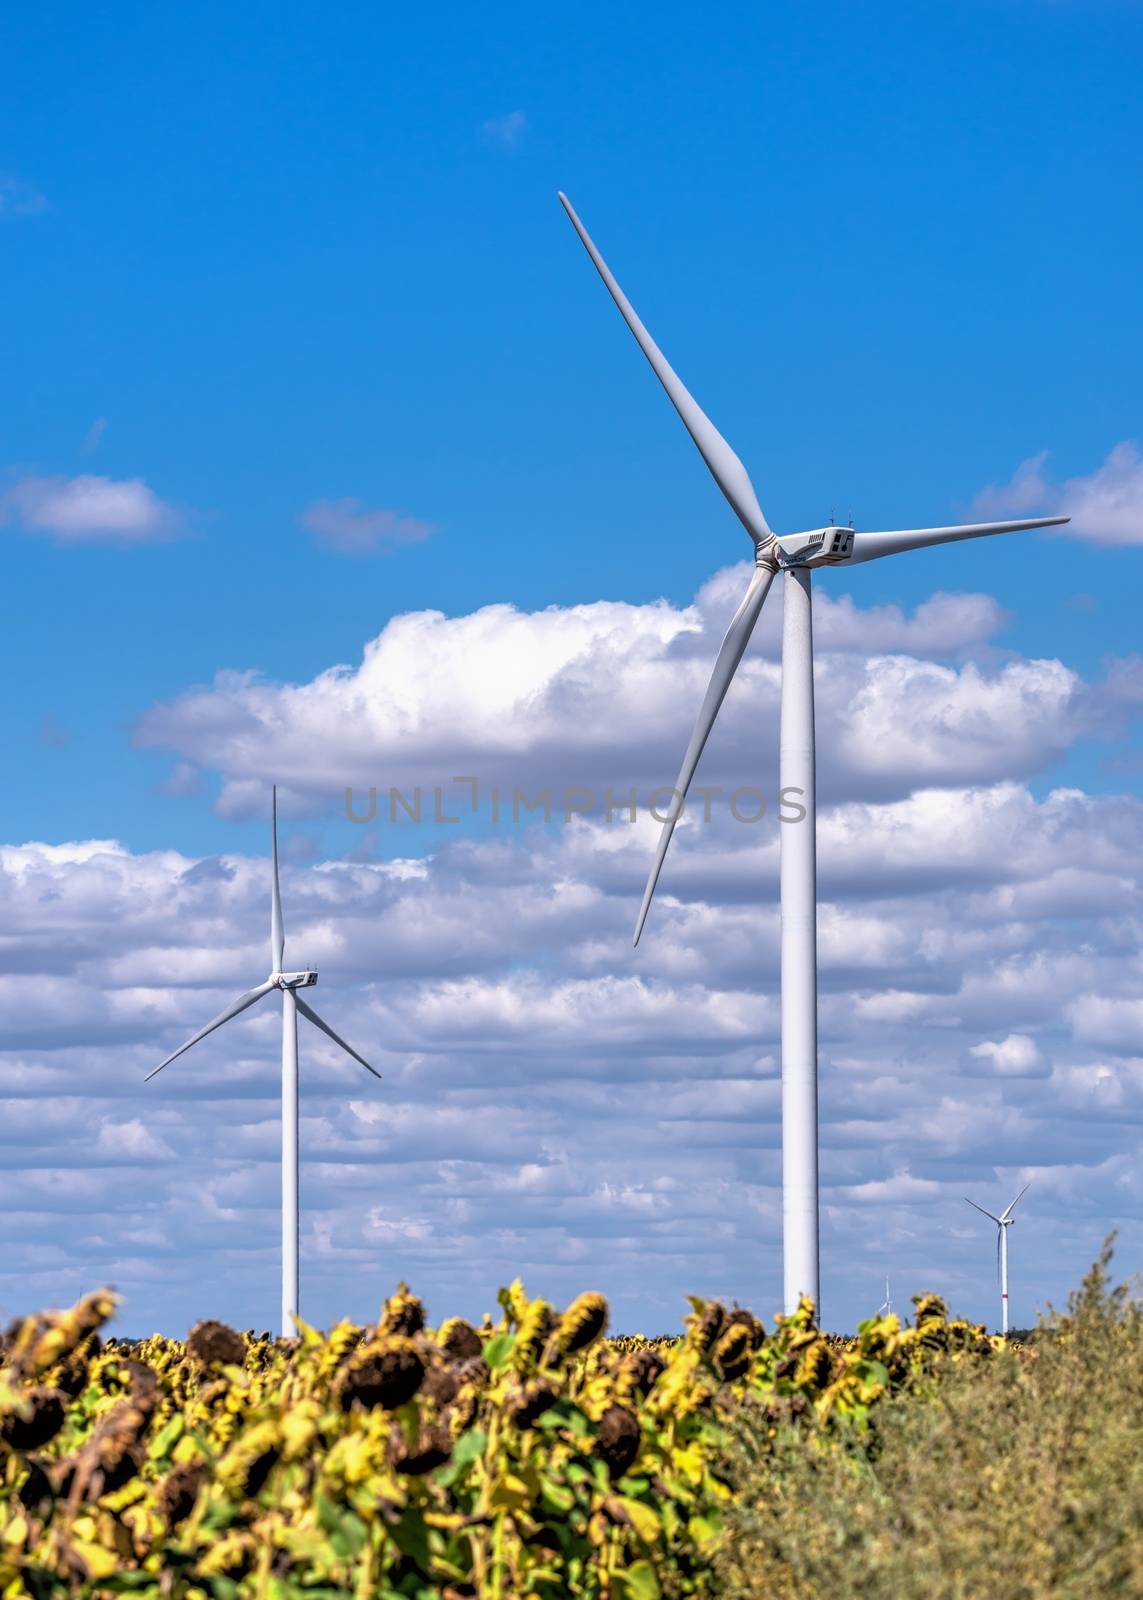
[0,1275,1004,1599]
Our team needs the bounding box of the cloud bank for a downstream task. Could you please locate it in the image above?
[2,574,1140,1336]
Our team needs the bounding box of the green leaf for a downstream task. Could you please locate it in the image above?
[616,1496,662,1546]
[614,1559,661,1600]
[434,1425,487,1486]
[150,1414,185,1458]
[329,1507,368,1559]
[539,1477,575,1514]
[452,1426,487,1466]
[389,1509,431,1573]
[482,1332,515,1370]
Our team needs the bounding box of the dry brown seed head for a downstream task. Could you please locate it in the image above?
[438,1318,483,1363]
[187,1320,246,1370]
[596,1404,641,1479]
[556,1292,609,1357]
[0,1387,67,1452]
[335,1337,425,1412]
[380,1284,426,1338]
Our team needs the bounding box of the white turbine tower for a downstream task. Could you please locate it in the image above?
[147,788,379,1334]
[965,1183,1030,1335]
[559,192,1068,1319]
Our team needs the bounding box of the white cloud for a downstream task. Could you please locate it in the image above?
[4,568,1142,1333]
[481,111,526,147]
[132,575,1116,818]
[95,1119,175,1161]
[970,1034,1044,1077]
[0,757,1139,1334]
[973,442,1143,547]
[299,498,434,554]
[1,473,175,542]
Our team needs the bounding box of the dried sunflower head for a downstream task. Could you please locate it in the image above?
[596,1404,640,1478]
[0,1386,67,1452]
[187,1320,246,1371]
[724,1307,765,1349]
[157,1460,207,1528]
[713,1322,754,1382]
[512,1300,558,1376]
[335,1336,425,1412]
[912,1293,949,1325]
[388,1421,451,1475]
[380,1284,426,1338]
[554,1293,609,1358]
[438,1318,483,1363]
[217,1419,280,1498]
[794,1339,834,1391]
[686,1299,727,1354]
[506,1376,559,1429]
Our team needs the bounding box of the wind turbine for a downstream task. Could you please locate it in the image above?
[965,1183,1030,1335]
[877,1276,892,1319]
[147,787,379,1334]
[558,192,1068,1319]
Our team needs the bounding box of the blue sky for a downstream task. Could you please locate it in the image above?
[1,0,1142,1335]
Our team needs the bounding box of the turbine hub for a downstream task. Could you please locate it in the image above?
[276,970,318,990]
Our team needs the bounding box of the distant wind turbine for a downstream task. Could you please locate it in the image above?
[147,787,379,1334]
[877,1276,892,1319]
[965,1183,1030,1335]
[558,191,1068,1318]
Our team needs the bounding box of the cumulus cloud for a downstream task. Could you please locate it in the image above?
[1,473,175,542]
[4,571,1140,1332]
[973,442,1143,547]
[133,574,1125,820]
[970,1034,1046,1078]
[0,757,1140,1334]
[299,498,434,554]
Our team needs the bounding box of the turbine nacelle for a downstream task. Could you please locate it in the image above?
[772,526,855,568]
[275,970,318,990]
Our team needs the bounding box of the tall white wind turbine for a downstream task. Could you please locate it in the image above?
[965,1183,1030,1335]
[558,192,1068,1319]
[147,788,379,1334]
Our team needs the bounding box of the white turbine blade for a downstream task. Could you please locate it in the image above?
[295,995,381,1079]
[558,192,772,548]
[145,979,277,1082]
[964,1196,1002,1224]
[1000,1181,1031,1223]
[997,1223,1002,1283]
[271,785,285,971]
[849,516,1069,566]
[634,562,777,945]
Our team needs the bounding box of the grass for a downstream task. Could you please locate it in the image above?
[715,1239,1143,1600]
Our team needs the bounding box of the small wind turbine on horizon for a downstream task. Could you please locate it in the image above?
[965,1183,1030,1335]
[146,788,379,1335]
[558,191,1069,1320]
[877,1277,892,1319]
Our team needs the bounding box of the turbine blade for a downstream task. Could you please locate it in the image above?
[849,516,1069,566]
[558,192,772,548]
[1000,1181,1031,1222]
[963,1197,1002,1224]
[634,562,777,944]
[271,785,285,971]
[295,995,381,1079]
[145,979,277,1082]
[997,1224,1002,1283]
